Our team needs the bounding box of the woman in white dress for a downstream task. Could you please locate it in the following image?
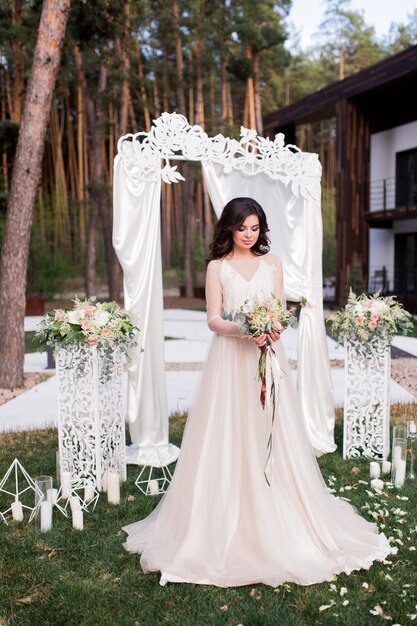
[123,197,391,588]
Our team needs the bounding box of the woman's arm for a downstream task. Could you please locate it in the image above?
[205,261,242,337]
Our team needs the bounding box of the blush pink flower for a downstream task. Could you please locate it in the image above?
[54,310,65,321]
[87,336,98,346]
[371,313,379,322]
[368,320,377,329]
[366,300,372,308]
[81,319,91,331]
[101,327,111,336]
[355,316,363,325]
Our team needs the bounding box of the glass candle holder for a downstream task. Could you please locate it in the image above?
[391,438,407,488]
[407,420,417,480]
[34,475,53,532]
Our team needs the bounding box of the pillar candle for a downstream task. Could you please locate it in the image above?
[381,460,391,475]
[11,500,24,521]
[72,510,84,530]
[409,421,416,434]
[369,462,380,478]
[393,446,403,463]
[84,485,95,503]
[149,479,159,496]
[47,488,58,506]
[107,472,120,505]
[394,459,406,487]
[40,500,53,532]
[370,478,384,491]
[61,471,72,498]
[69,496,81,512]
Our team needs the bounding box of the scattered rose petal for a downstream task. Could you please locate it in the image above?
[370,605,384,616]
[340,587,348,596]
[319,601,336,612]
[342,600,349,607]
[362,582,369,589]
[220,605,228,612]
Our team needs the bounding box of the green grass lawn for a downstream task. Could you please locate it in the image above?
[1,408,416,626]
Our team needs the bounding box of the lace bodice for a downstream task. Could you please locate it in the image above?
[206,254,284,337]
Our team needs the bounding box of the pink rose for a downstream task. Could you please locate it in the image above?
[368,320,377,329]
[87,336,98,346]
[54,310,64,321]
[101,328,111,336]
[354,316,363,325]
[81,319,91,331]
[371,313,379,322]
[84,306,95,317]
[366,300,372,308]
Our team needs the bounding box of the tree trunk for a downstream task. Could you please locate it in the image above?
[137,41,151,131]
[195,0,205,129]
[11,0,24,123]
[119,0,131,136]
[172,0,186,115]
[245,46,256,130]
[0,0,71,388]
[252,47,262,135]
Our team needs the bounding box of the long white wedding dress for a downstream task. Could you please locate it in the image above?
[123,254,391,588]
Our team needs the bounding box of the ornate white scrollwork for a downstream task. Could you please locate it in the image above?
[117,112,321,200]
[343,337,390,461]
[56,345,126,490]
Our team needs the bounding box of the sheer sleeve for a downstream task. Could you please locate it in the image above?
[273,256,285,307]
[205,261,242,337]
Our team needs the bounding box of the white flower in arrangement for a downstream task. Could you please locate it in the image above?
[93,310,111,327]
[67,309,83,324]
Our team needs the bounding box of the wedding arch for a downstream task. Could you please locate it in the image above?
[113,112,336,464]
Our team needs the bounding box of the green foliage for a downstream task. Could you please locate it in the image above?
[1,411,417,625]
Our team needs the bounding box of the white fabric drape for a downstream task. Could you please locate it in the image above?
[113,155,180,465]
[202,161,336,454]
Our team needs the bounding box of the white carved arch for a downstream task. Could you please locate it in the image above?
[113,112,335,465]
[117,112,321,200]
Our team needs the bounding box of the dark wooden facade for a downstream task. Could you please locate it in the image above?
[263,45,417,305]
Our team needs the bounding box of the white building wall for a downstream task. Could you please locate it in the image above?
[368,229,394,292]
[370,120,417,212]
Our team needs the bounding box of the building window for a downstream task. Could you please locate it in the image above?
[395,232,417,294]
[396,148,417,208]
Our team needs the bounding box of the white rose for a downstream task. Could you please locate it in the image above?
[94,310,111,327]
[371,301,388,314]
[67,310,82,324]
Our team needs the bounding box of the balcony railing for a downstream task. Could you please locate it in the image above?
[370,177,417,213]
[369,177,396,213]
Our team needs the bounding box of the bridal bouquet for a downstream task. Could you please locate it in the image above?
[224,293,296,403]
[35,298,138,354]
[331,289,413,345]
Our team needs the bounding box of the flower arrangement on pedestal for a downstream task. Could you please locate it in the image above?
[331,290,413,461]
[35,299,138,382]
[35,298,138,352]
[331,290,413,345]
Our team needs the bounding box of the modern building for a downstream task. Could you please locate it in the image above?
[263,45,417,311]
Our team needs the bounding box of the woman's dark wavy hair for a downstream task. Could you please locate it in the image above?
[208,197,270,260]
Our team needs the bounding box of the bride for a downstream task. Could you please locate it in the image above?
[123,197,391,588]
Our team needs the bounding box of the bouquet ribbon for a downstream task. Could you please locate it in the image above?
[257,344,282,486]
